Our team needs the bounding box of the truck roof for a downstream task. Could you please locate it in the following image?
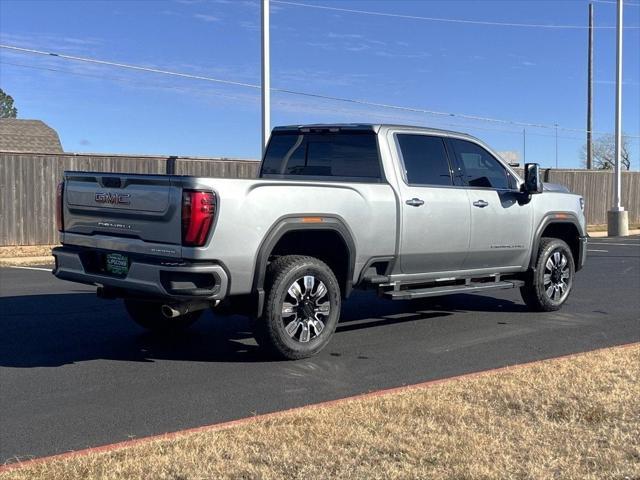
[272,123,477,139]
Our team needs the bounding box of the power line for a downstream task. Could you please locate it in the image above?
[272,0,640,29]
[0,45,262,90]
[6,59,601,141]
[2,44,638,139]
[0,60,253,99]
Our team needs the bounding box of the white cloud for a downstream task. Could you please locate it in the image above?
[193,13,220,22]
[328,32,364,39]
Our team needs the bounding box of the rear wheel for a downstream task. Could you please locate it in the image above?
[521,238,575,312]
[254,255,341,360]
[124,298,201,332]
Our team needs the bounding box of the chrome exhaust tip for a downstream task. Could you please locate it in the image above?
[161,304,181,318]
[161,301,212,319]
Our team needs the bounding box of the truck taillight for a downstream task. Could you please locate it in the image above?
[56,181,64,232]
[182,190,216,247]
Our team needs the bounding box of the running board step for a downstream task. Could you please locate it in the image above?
[385,280,525,300]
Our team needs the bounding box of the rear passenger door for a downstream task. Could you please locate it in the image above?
[447,138,533,271]
[393,133,471,274]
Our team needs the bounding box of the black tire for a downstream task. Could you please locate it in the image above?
[521,237,575,312]
[254,255,341,360]
[124,298,201,332]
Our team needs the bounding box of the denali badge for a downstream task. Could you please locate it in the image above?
[98,221,131,230]
[95,192,131,205]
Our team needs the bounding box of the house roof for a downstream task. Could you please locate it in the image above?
[0,118,64,153]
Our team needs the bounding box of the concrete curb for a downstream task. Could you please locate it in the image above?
[587,229,640,238]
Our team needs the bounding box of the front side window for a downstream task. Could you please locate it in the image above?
[449,138,511,190]
[260,132,382,181]
[396,134,453,186]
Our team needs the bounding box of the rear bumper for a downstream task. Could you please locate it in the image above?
[577,235,588,271]
[52,246,229,300]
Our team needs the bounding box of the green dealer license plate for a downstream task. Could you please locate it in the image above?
[105,253,129,276]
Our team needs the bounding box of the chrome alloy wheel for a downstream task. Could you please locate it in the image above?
[544,250,571,302]
[281,275,331,343]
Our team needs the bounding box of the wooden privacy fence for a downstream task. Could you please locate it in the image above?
[0,152,260,246]
[540,168,639,230]
[0,152,638,246]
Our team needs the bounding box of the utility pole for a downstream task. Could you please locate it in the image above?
[587,3,594,169]
[554,123,559,168]
[261,0,271,158]
[608,0,629,236]
[522,128,526,164]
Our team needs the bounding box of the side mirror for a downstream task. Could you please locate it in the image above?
[524,163,543,194]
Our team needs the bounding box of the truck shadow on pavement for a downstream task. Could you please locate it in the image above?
[0,290,526,368]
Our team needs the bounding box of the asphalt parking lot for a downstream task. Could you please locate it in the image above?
[1,236,638,463]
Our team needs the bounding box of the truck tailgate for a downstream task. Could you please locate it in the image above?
[63,172,182,245]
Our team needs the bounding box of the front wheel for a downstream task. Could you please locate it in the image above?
[254,255,341,360]
[124,298,201,332]
[521,238,575,312]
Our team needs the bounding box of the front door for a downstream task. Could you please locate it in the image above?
[392,132,471,274]
[447,137,533,270]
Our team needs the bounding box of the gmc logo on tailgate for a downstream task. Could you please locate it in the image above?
[95,192,131,205]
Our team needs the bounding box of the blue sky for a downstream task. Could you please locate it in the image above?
[0,0,638,169]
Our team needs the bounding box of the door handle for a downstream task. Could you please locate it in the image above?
[473,200,489,208]
[405,198,425,207]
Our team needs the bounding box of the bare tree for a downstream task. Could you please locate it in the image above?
[581,134,631,170]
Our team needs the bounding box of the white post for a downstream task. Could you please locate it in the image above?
[608,0,629,236]
[613,0,623,210]
[261,0,271,159]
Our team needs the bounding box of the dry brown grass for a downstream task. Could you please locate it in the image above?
[0,245,56,266]
[2,345,639,480]
[0,246,56,259]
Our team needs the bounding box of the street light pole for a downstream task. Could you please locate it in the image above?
[608,0,629,236]
[261,0,271,159]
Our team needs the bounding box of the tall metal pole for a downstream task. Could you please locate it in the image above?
[554,123,558,168]
[261,0,271,158]
[587,3,594,169]
[522,128,526,163]
[608,0,628,236]
[613,0,623,210]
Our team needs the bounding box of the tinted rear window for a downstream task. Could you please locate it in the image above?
[396,134,453,186]
[260,132,382,181]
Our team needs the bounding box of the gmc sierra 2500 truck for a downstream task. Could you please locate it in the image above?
[53,124,587,359]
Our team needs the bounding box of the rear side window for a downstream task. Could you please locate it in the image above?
[260,132,382,181]
[396,134,452,186]
[449,138,510,189]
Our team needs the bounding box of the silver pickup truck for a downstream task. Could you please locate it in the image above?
[53,124,587,359]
